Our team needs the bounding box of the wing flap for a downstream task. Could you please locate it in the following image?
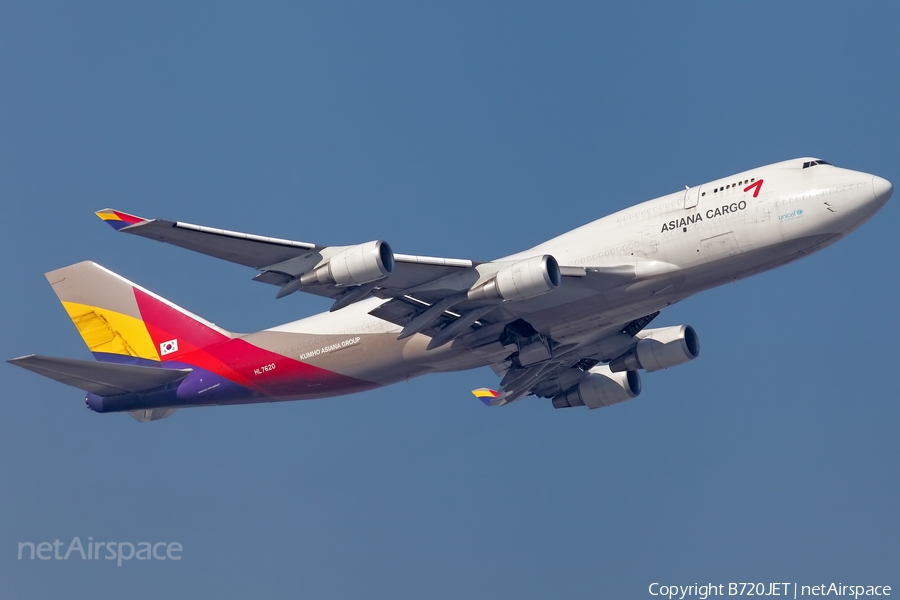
[475,312,663,406]
[8,355,192,396]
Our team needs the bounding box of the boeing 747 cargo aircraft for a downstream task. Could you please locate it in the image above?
[9,158,892,421]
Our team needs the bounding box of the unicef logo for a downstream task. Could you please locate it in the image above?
[797,209,804,215]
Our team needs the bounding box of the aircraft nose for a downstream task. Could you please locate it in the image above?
[872,175,893,205]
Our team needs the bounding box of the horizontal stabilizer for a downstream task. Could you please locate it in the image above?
[8,355,192,396]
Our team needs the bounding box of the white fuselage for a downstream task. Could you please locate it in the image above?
[262,158,891,387]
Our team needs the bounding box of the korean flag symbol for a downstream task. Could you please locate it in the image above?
[160,339,179,356]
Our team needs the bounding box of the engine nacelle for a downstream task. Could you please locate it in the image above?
[467,255,561,303]
[552,365,641,409]
[608,325,700,373]
[300,240,394,287]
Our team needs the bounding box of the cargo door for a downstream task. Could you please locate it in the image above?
[700,231,740,261]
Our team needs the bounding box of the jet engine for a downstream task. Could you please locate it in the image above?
[551,365,641,409]
[300,240,394,287]
[608,325,700,373]
[467,255,561,303]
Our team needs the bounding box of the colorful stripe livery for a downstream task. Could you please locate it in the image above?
[47,262,374,410]
[471,388,500,406]
[95,209,148,231]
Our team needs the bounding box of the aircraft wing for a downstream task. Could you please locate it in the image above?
[471,312,660,406]
[97,209,476,309]
[97,209,643,348]
[97,209,322,268]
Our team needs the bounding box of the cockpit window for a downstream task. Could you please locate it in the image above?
[802,160,833,169]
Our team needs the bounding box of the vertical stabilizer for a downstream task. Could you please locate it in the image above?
[46,261,233,364]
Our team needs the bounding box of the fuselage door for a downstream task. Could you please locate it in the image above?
[684,186,700,209]
[642,228,659,258]
[752,191,773,223]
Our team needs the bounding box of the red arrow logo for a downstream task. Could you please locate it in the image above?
[744,179,763,198]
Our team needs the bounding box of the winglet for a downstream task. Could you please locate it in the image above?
[472,388,501,406]
[95,208,149,231]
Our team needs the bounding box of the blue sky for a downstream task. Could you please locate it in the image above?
[2,2,898,598]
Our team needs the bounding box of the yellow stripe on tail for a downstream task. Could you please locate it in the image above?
[60,301,160,361]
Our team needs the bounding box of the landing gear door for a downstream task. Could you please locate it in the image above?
[683,186,700,210]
